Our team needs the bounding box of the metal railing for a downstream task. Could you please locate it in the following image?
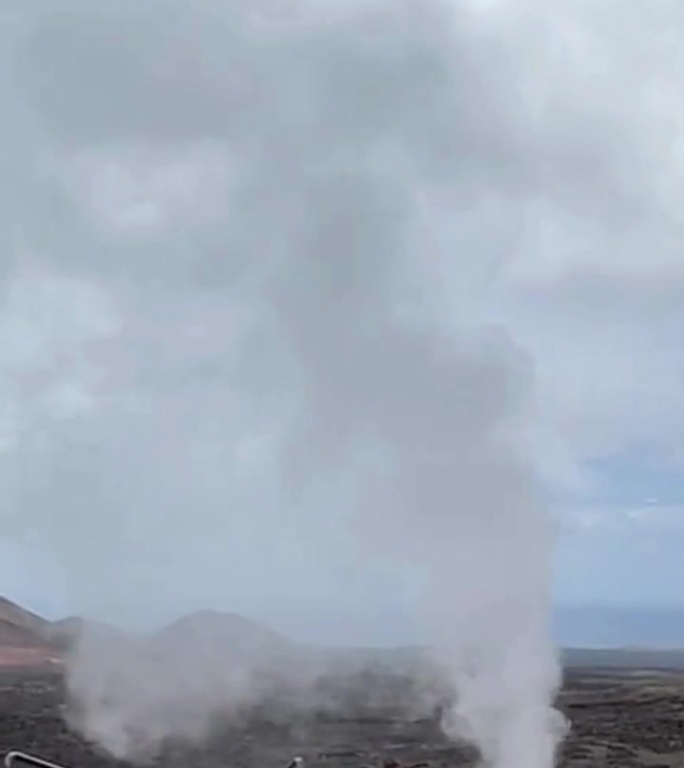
[5,751,304,768]
[5,753,69,768]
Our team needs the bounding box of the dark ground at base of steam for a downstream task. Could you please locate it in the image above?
[2,669,684,768]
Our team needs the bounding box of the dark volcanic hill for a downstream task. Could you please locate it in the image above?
[46,616,85,650]
[0,596,49,636]
[153,609,293,664]
[0,597,55,665]
[0,596,50,646]
[47,615,128,651]
[0,617,45,647]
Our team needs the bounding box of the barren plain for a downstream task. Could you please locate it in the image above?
[1,667,684,768]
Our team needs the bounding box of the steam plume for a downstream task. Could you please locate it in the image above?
[10,0,677,765]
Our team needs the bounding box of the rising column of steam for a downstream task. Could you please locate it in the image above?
[1,1,567,767]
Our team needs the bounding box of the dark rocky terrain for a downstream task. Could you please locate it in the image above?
[558,669,684,768]
[1,667,684,768]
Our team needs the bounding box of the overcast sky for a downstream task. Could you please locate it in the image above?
[1,0,684,646]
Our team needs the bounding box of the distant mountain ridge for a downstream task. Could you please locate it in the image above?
[562,646,684,670]
[0,595,684,670]
[0,597,297,668]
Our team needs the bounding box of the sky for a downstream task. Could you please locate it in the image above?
[1,0,684,647]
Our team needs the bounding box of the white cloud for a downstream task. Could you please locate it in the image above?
[57,142,236,235]
[561,503,684,538]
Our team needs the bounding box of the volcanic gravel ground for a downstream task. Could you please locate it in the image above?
[1,669,684,768]
[557,671,684,768]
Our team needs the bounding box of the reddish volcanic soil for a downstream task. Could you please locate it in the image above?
[0,647,61,667]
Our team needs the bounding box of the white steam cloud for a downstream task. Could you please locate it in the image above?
[1,0,681,766]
